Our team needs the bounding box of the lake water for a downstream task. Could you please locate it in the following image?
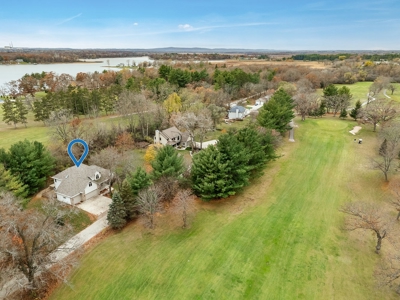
[0,56,153,88]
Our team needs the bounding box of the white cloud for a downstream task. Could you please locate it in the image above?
[178,24,194,31]
[133,23,138,26]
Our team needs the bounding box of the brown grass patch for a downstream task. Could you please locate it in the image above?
[217,59,331,69]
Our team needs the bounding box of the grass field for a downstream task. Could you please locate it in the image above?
[0,110,50,149]
[316,82,400,107]
[50,117,396,299]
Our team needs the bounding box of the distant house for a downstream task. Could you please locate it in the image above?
[154,126,192,148]
[255,96,270,106]
[51,164,112,206]
[228,105,249,120]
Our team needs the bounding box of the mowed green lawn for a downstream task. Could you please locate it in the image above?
[0,105,129,150]
[0,109,50,149]
[317,82,400,107]
[51,117,396,300]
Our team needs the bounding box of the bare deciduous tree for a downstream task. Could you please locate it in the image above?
[89,146,136,190]
[195,109,213,149]
[371,122,400,181]
[389,181,400,220]
[0,192,77,295]
[173,109,213,149]
[369,76,391,102]
[339,202,392,253]
[175,189,195,228]
[375,253,400,294]
[294,93,319,121]
[136,186,161,229]
[361,99,397,132]
[47,109,72,144]
[155,176,179,203]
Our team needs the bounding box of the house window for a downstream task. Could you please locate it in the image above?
[89,182,92,187]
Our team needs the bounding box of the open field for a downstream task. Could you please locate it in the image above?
[50,117,396,299]
[0,105,134,150]
[0,110,50,149]
[316,82,400,107]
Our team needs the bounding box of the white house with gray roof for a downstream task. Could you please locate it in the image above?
[154,126,192,148]
[228,105,249,120]
[51,164,112,206]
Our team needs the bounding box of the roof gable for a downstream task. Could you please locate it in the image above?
[161,126,182,139]
[229,106,246,113]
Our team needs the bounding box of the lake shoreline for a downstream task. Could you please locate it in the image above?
[0,56,152,87]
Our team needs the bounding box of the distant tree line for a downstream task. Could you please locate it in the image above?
[291,53,352,61]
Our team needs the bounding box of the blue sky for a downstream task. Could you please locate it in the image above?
[1,0,400,50]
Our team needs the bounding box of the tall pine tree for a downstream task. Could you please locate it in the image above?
[236,127,272,177]
[127,167,152,195]
[151,145,184,180]
[350,100,362,120]
[2,99,18,128]
[191,133,251,201]
[0,163,29,199]
[107,192,127,229]
[119,180,136,219]
[2,140,55,194]
[15,99,28,127]
[339,108,347,119]
[257,89,295,135]
[191,145,230,200]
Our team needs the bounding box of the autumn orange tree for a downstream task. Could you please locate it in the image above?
[115,132,134,151]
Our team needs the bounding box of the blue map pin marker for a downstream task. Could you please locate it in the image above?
[67,139,89,168]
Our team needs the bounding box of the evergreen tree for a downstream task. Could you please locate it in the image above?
[257,89,295,135]
[317,99,326,117]
[127,167,152,195]
[217,133,251,190]
[107,192,127,229]
[191,145,230,200]
[151,145,184,180]
[0,163,29,198]
[339,108,347,119]
[119,180,136,219]
[191,133,251,201]
[2,99,18,127]
[2,140,55,195]
[236,127,269,176]
[15,99,28,127]
[349,100,362,120]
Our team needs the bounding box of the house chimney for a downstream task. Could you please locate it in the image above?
[155,130,160,144]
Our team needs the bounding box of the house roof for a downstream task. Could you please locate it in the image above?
[229,105,246,113]
[161,126,182,139]
[52,164,111,197]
